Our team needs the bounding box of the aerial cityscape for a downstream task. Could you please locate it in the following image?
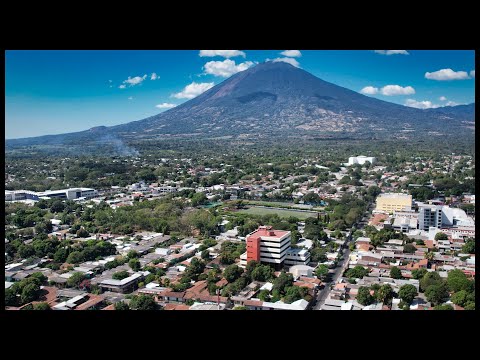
[4,50,475,311]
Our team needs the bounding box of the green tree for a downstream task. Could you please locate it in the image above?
[67,272,86,288]
[201,249,210,260]
[345,266,369,279]
[411,268,428,280]
[5,288,18,306]
[434,304,453,310]
[390,266,402,279]
[76,228,89,238]
[398,284,418,305]
[376,284,394,304]
[451,290,468,307]
[54,247,69,263]
[257,289,270,301]
[114,301,130,310]
[315,265,329,281]
[272,272,294,295]
[403,244,416,254]
[434,232,448,241]
[191,192,207,207]
[184,257,206,281]
[33,302,50,310]
[21,283,40,304]
[447,269,472,293]
[127,250,139,259]
[462,238,475,254]
[129,295,156,310]
[251,264,274,282]
[50,200,65,213]
[30,272,48,285]
[425,284,449,306]
[66,251,83,264]
[357,286,374,306]
[18,244,35,259]
[420,271,443,292]
[464,302,475,310]
[112,270,130,280]
[128,258,141,272]
[283,286,306,304]
[223,264,243,283]
[35,221,53,235]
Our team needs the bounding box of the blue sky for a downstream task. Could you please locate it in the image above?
[5,50,475,139]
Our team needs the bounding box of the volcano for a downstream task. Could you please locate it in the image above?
[6,61,475,147]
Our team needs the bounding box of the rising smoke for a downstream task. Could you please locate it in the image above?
[98,134,140,157]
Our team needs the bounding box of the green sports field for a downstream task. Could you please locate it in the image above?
[238,206,318,220]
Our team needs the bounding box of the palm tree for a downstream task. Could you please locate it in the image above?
[424,251,435,262]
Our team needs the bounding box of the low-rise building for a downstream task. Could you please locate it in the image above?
[99,273,143,293]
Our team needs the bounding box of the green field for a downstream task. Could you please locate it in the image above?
[238,206,318,220]
[242,200,324,211]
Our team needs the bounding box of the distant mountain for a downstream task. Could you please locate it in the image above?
[6,61,475,148]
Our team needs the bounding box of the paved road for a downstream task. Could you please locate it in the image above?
[313,246,351,310]
[312,202,373,310]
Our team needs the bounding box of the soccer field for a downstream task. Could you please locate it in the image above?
[238,206,318,220]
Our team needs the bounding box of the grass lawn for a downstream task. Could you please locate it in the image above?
[242,200,324,210]
[237,206,318,220]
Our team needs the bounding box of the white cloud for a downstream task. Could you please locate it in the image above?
[155,103,177,109]
[199,50,246,58]
[203,59,254,77]
[439,96,447,101]
[172,82,215,99]
[119,84,126,89]
[121,74,148,87]
[271,57,300,68]
[150,72,159,80]
[405,99,440,109]
[380,85,415,96]
[470,70,475,78]
[425,68,470,81]
[360,86,379,95]
[128,96,133,100]
[280,50,302,57]
[446,101,459,106]
[374,50,409,55]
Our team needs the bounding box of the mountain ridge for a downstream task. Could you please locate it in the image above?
[6,62,475,147]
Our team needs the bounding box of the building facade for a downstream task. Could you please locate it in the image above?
[245,226,291,270]
[417,204,443,231]
[5,188,97,202]
[348,156,376,166]
[375,193,412,213]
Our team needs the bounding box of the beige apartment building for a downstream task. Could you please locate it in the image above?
[376,193,412,213]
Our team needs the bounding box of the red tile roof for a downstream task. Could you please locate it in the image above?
[244,299,263,307]
[164,303,191,310]
[75,294,105,310]
[247,227,289,240]
[215,278,228,287]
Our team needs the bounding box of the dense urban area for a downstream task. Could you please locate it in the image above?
[4,139,475,310]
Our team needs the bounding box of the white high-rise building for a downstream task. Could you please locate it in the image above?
[348,156,376,166]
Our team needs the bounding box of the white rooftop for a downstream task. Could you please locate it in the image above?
[100,272,143,286]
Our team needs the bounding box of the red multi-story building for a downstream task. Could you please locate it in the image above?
[241,226,291,270]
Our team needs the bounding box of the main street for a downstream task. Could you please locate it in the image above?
[312,245,351,310]
[312,201,373,310]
